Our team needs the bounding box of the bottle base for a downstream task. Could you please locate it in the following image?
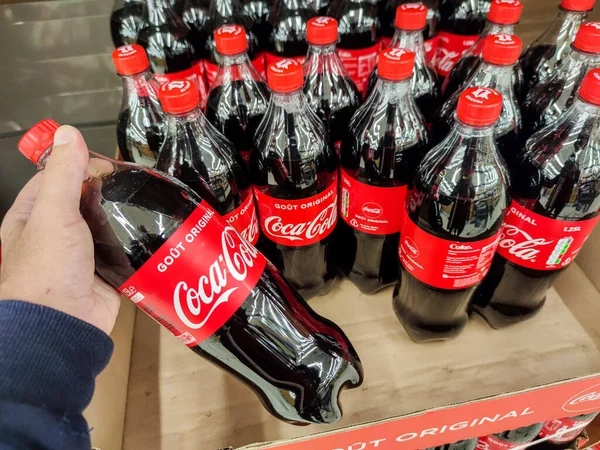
[296,275,338,301]
[471,297,546,329]
[392,301,468,343]
[345,272,396,295]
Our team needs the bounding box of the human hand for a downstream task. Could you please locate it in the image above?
[0,126,121,335]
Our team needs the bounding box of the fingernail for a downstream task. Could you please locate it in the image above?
[54,126,76,146]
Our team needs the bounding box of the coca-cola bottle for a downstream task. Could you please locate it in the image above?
[327,0,380,97]
[442,0,523,102]
[478,423,545,450]
[472,69,600,328]
[521,22,600,141]
[252,60,338,299]
[241,0,271,51]
[266,0,313,65]
[113,45,166,167]
[433,0,492,79]
[156,79,260,246]
[138,0,209,105]
[520,0,595,95]
[379,0,440,63]
[303,17,361,155]
[425,438,478,450]
[202,0,265,87]
[205,26,270,167]
[18,119,363,425]
[110,0,147,47]
[180,0,210,60]
[368,3,441,122]
[537,413,599,448]
[394,87,510,342]
[432,34,523,168]
[337,48,431,294]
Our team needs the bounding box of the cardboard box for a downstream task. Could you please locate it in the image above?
[85,226,600,450]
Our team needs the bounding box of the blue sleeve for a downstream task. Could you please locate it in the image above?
[0,300,114,450]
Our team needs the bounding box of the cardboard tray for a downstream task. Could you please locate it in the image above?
[84,226,600,450]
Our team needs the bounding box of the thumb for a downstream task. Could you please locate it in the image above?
[33,126,90,220]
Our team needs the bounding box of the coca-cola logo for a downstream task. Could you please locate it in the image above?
[264,203,337,242]
[217,24,243,36]
[450,244,472,250]
[499,225,554,263]
[403,237,419,258]
[362,202,383,219]
[434,48,460,73]
[173,227,259,329]
[239,206,259,245]
[563,384,600,413]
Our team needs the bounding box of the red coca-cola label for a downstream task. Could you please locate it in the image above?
[204,54,266,87]
[399,217,501,290]
[340,168,407,235]
[253,175,338,247]
[477,435,521,450]
[265,53,306,67]
[539,417,595,443]
[496,201,600,271]
[432,31,479,77]
[119,205,266,347]
[223,191,260,246]
[338,43,380,95]
[154,62,209,107]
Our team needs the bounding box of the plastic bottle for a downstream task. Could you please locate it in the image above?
[394,87,510,342]
[478,423,545,450]
[266,0,313,65]
[432,0,492,79]
[303,16,361,155]
[369,3,441,122]
[205,25,270,167]
[442,0,523,102]
[521,21,600,141]
[432,34,523,168]
[337,48,431,294]
[252,59,338,299]
[18,118,363,426]
[327,0,380,97]
[113,44,166,167]
[110,0,147,48]
[520,0,595,95]
[138,0,209,106]
[472,69,600,328]
[202,0,265,87]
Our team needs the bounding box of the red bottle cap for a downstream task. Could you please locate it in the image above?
[395,3,428,30]
[482,34,523,65]
[456,87,503,127]
[267,59,304,92]
[579,68,600,104]
[112,44,150,76]
[215,24,248,55]
[307,16,339,45]
[560,0,595,12]
[378,48,415,81]
[18,119,60,164]
[573,22,600,53]
[487,0,523,25]
[158,80,200,114]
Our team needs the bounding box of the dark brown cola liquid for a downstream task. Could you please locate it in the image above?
[79,167,363,425]
[337,79,431,294]
[110,0,147,47]
[425,438,478,450]
[267,0,312,60]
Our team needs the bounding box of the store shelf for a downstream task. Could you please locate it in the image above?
[85,230,600,450]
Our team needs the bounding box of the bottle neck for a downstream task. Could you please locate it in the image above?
[454,120,496,138]
[121,70,160,99]
[146,0,177,25]
[369,78,412,104]
[305,43,348,76]
[469,61,515,92]
[538,8,587,44]
[481,21,516,37]
[271,89,306,112]
[219,52,252,67]
[390,29,426,61]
